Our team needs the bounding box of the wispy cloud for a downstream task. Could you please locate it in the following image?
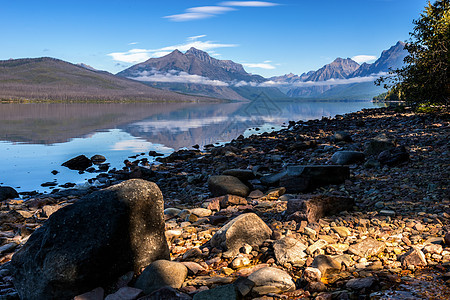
[220,1,279,7]
[188,35,207,40]
[108,36,237,64]
[165,6,235,21]
[128,42,139,45]
[352,55,377,64]
[243,61,276,69]
[164,1,279,22]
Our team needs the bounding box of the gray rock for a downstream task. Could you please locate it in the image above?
[364,134,395,156]
[145,286,192,300]
[287,195,354,223]
[135,260,187,295]
[346,277,376,290]
[10,179,170,300]
[303,267,322,283]
[0,186,19,201]
[273,237,307,265]
[334,131,353,143]
[248,267,295,295]
[348,238,385,258]
[90,155,106,165]
[105,287,143,300]
[280,165,350,193]
[193,284,238,300]
[74,287,104,300]
[207,175,250,197]
[222,169,255,182]
[401,247,427,268]
[211,213,272,257]
[331,151,365,165]
[311,255,341,275]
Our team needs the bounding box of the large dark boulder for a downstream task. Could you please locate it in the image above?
[207,175,250,197]
[0,187,19,201]
[61,154,93,171]
[364,134,395,156]
[10,179,169,300]
[279,165,350,193]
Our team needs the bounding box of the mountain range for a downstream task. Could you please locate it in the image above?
[118,41,407,101]
[0,41,407,102]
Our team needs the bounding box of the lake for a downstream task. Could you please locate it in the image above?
[0,99,381,194]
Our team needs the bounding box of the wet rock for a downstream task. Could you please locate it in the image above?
[273,237,307,265]
[148,151,164,157]
[401,247,427,268]
[10,179,170,300]
[0,187,19,201]
[331,151,365,165]
[193,284,238,300]
[211,213,272,257]
[134,260,187,295]
[348,238,386,258]
[364,134,394,156]
[90,155,106,165]
[62,155,93,171]
[105,287,143,300]
[280,165,350,193]
[248,267,296,295]
[207,175,250,197]
[287,195,354,223]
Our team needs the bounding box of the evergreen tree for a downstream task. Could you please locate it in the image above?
[377,0,449,107]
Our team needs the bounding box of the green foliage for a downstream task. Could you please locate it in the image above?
[376,0,449,107]
[373,92,388,101]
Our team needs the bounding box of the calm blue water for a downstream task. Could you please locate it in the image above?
[0,100,381,194]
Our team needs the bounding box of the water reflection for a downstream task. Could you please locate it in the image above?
[0,100,381,193]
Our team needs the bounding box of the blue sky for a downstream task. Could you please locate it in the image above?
[1,0,426,77]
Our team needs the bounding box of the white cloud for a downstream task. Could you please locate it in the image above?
[108,49,152,63]
[108,37,237,64]
[165,2,278,22]
[220,1,279,7]
[131,69,229,86]
[188,34,207,40]
[164,12,213,22]
[187,6,236,14]
[128,42,139,45]
[243,62,276,69]
[165,5,235,21]
[352,55,378,64]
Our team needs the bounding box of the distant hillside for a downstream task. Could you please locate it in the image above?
[0,57,212,102]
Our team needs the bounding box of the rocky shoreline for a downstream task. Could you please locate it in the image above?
[0,106,449,299]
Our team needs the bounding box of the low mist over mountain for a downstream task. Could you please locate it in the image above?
[0,57,212,102]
